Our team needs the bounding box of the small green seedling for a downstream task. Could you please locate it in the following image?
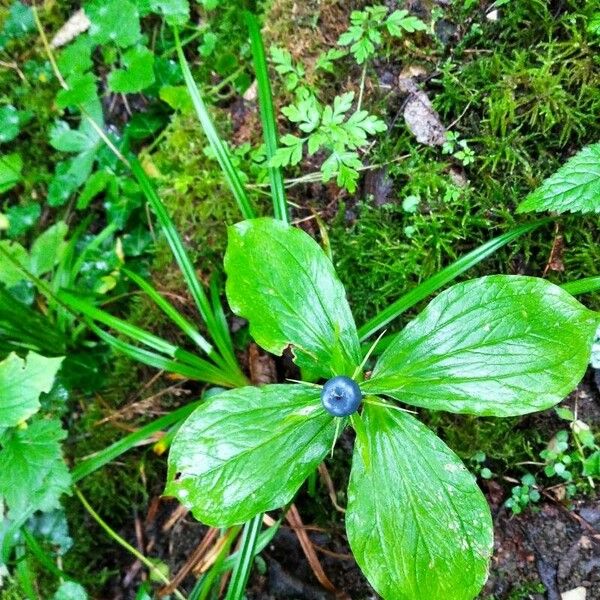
[443,131,476,166]
[505,474,540,515]
[166,217,598,600]
[338,5,427,64]
[272,90,387,192]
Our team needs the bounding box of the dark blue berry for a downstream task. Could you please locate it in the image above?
[321,376,362,417]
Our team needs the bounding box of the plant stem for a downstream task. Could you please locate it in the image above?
[74,487,188,600]
[357,62,368,111]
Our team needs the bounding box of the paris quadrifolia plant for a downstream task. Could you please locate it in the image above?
[166,217,598,600]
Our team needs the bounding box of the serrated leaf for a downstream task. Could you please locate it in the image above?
[85,0,141,47]
[225,218,361,378]
[0,419,71,520]
[56,72,97,109]
[166,385,335,526]
[0,352,63,427]
[386,10,428,36]
[270,134,304,167]
[346,404,493,600]
[30,221,68,276]
[517,143,600,214]
[108,45,155,93]
[362,276,598,416]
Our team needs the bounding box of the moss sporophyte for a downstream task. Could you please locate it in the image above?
[165,217,598,600]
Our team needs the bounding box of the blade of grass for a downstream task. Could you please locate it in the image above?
[130,158,245,382]
[123,267,215,357]
[225,514,263,600]
[245,12,288,223]
[89,323,236,386]
[561,276,600,296]
[357,219,551,341]
[173,27,256,220]
[72,401,201,482]
[22,529,74,582]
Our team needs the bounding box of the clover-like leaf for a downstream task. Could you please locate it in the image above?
[362,276,598,416]
[0,419,71,520]
[166,385,336,526]
[86,0,141,48]
[225,218,361,378]
[346,404,493,600]
[517,143,600,214]
[108,46,155,93]
[0,352,64,427]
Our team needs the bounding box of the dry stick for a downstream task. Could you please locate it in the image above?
[318,463,346,514]
[285,504,348,599]
[159,527,219,597]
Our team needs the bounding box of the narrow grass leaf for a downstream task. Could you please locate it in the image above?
[357,219,550,341]
[225,513,263,600]
[173,27,256,220]
[72,401,201,482]
[245,12,288,223]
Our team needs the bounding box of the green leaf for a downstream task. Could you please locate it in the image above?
[150,0,189,25]
[6,202,40,237]
[166,385,335,526]
[85,0,141,47]
[56,72,97,109]
[0,152,23,193]
[583,451,600,477]
[0,105,21,143]
[517,143,600,214]
[362,276,598,416]
[0,419,71,520]
[0,239,28,286]
[0,352,64,427]
[30,221,68,276]
[225,218,361,378]
[49,120,97,153]
[386,10,428,36]
[57,36,95,76]
[108,45,155,93]
[53,582,88,600]
[346,404,493,600]
[0,1,35,44]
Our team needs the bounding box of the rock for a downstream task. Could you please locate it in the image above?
[561,587,587,600]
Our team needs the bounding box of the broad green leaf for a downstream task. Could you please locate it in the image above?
[0,352,64,427]
[362,276,598,416]
[0,105,21,143]
[85,0,141,48]
[346,404,493,600]
[166,385,336,526]
[49,120,97,153]
[0,239,28,287]
[225,218,361,377]
[0,152,23,193]
[0,419,71,520]
[57,36,95,76]
[108,45,155,93]
[517,143,600,214]
[0,1,34,45]
[30,222,68,276]
[56,73,97,109]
